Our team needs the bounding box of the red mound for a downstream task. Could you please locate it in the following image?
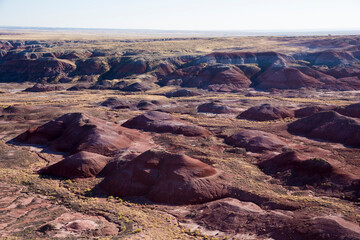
[99,150,231,204]
[165,89,200,97]
[186,64,251,92]
[101,98,131,109]
[121,82,153,92]
[197,102,236,114]
[39,151,110,178]
[14,112,153,156]
[178,197,360,240]
[24,83,65,92]
[259,152,336,185]
[288,111,360,147]
[335,103,360,118]
[225,129,287,153]
[122,111,210,137]
[136,100,161,110]
[237,104,294,121]
[254,67,322,90]
[294,105,333,118]
[66,84,90,91]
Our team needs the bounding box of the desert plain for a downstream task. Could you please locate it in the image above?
[0,29,360,239]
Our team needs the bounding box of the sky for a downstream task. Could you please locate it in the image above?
[0,0,359,31]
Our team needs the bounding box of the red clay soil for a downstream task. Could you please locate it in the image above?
[99,149,232,204]
[13,112,153,156]
[39,151,111,178]
[225,129,287,153]
[237,104,294,121]
[122,111,210,137]
[288,111,360,147]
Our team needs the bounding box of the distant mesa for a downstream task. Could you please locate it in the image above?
[122,111,210,137]
[24,83,65,92]
[225,129,287,153]
[99,149,231,204]
[237,104,294,121]
[288,111,360,147]
[197,101,236,114]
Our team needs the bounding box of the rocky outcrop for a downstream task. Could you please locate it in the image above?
[162,64,251,92]
[99,150,231,204]
[174,197,360,240]
[100,57,147,80]
[253,67,322,90]
[0,58,76,82]
[73,58,109,75]
[295,51,359,67]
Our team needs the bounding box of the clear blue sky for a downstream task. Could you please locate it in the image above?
[0,0,359,31]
